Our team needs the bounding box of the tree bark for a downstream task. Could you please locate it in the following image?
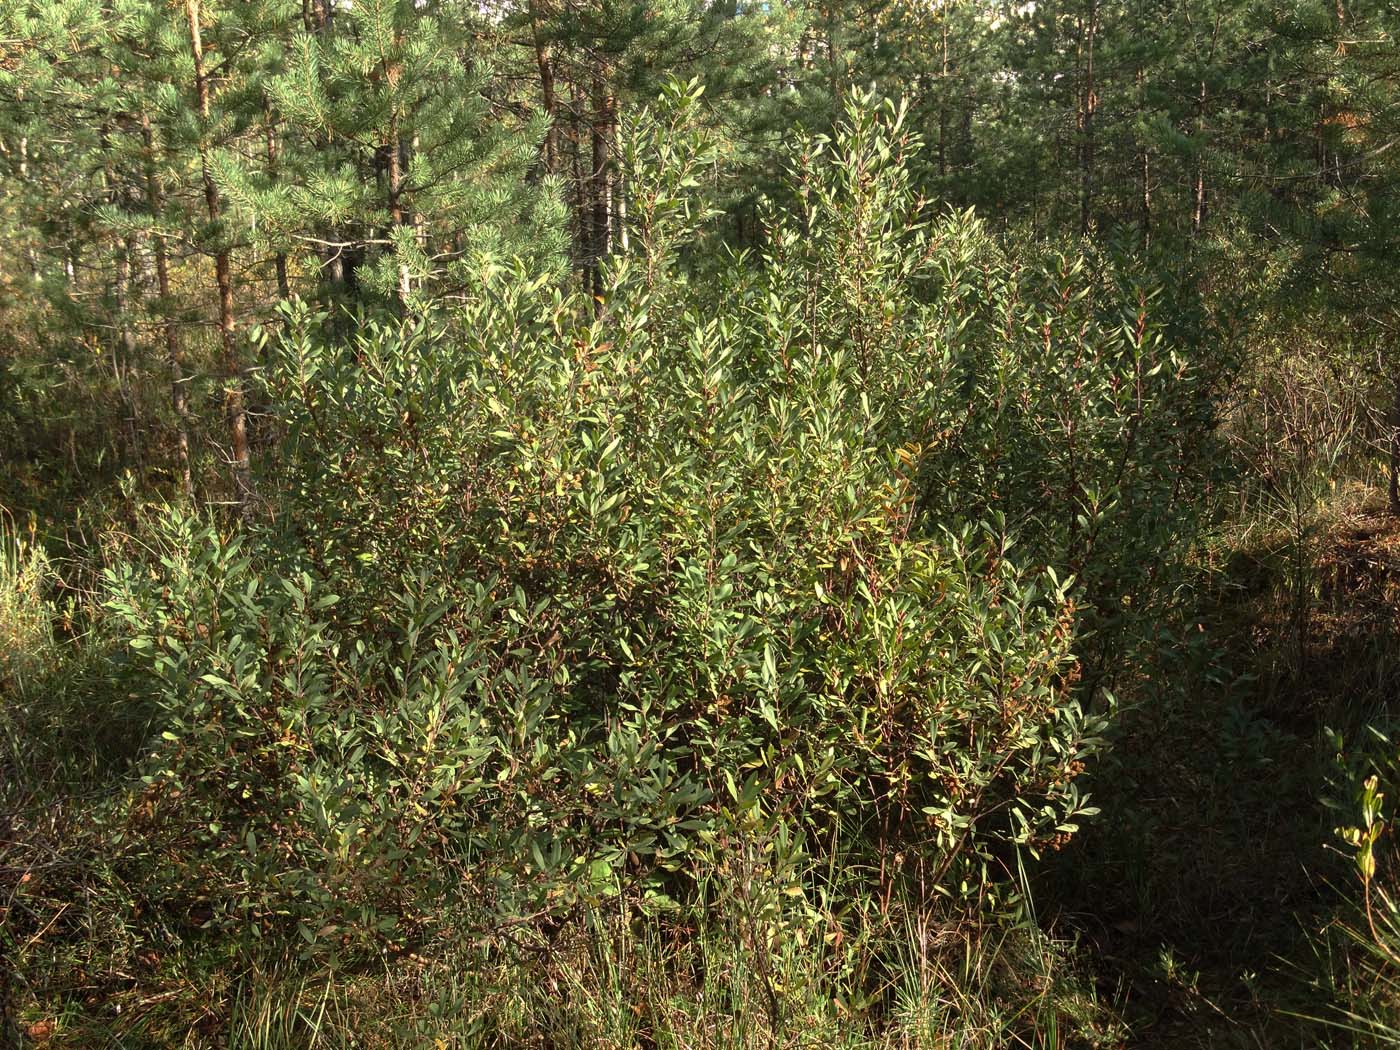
[1191,80,1207,236]
[1389,372,1400,515]
[1192,12,1224,239]
[99,126,143,468]
[304,0,345,295]
[141,115,194,501]
[529,0,558,174]
[185,0,252,512]
[113,238,143,470]
[589,77,614,311]
[19,134,39,279]
[1138,68,1151,247]
[263,97,291,301]
[568,86,588,295]
[938,15,949,180]
[614,117,629,253]
[1078,0,1098,236]
[388,103,411,308]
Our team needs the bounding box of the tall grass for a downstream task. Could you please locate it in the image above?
[196,910,1122,1050]
[0,510,56,696]
[1307,890,1400,1046]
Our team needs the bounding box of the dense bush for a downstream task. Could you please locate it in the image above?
[102,91,1205,960]
[3,0,1398,1031]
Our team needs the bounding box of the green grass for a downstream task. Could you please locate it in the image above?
[0,511,57,695]
[6,915,1124,1049]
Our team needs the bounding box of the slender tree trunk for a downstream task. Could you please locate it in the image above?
[529,0,558,174]
[185,0,252,512]
[113,238,143,470]
[1192,12,1224,239]
[958,101,973,171]
[99,127,142,466]
[19,135,39,279]
[388,103,411,308]
[614,117,629,253]
[1141,149,1152,246]
[1138,68,1151,247]
[590,76,613,311]
[141,115,194,500]
[263,98,290,301]
[304,0,344,295]
[1191,81,1207,236]
[411,132,426,259]
[568,88,589,295]
[825,1,841,104]
[938,15,949,180]
[1079,0,1098,236]
[1389,371,1400,515]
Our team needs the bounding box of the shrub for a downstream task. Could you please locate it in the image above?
[103,87,1205,957]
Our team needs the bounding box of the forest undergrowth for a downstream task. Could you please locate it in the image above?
[8,392,1400,1047]
[4,0,1400,1039]
[1048,482,1400,1047]
[4,480,1399,1049]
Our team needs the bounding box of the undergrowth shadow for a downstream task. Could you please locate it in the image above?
[1047,495,1400,1048]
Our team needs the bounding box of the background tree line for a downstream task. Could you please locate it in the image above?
[2,0,1397,518]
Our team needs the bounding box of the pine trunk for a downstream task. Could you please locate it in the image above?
[1390,372,1400,515]
[1138,69,1151,247]
[113,239,143,470]
[530,0,558,174]
[141,115,194,500]
[1192,13,1224,239]
[938,17,949,179]
[388,105,410,308]
[590,77,613,311]
[1079,0,1097,236]
[1191,80,1207,236]
[185,0,252,512]
[263,98,291,300]
[568,87,588,295]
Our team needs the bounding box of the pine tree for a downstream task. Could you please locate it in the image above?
[506,0,795,279]
[219,0,566,313]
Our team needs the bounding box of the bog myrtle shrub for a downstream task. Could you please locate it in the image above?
[105,87,1203,953]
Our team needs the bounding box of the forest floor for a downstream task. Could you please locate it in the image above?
[6,491,1399,1048]
[1051,487,1400,1047]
